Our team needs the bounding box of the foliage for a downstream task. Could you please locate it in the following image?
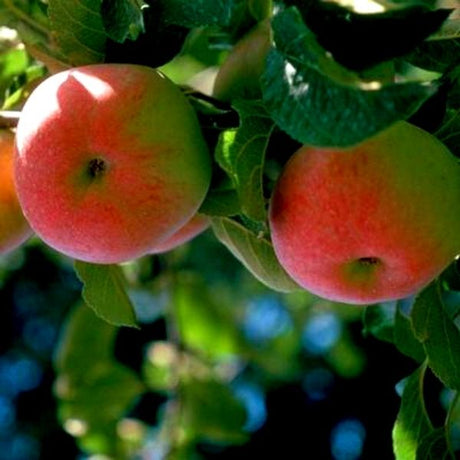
[1,0,460,458]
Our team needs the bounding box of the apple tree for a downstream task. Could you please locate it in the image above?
[1,0,460,458]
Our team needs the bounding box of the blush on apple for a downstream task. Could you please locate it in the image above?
[14,64,211,264]
[269,121,460,305]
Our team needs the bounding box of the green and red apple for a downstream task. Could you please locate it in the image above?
[14,64,211,264]
[269,122,460,305]
[149,213,210,254]
[212,19,272,101]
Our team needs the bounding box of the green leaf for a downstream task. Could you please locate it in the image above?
[394,300,426,363]
[173,274,241,357]
[416,428,454,460]
[261,7,438,147]
[199,188,241,217]
[48,0,106,65]
[181,378,248,444]
[411,282,460,390]
[393,364,433,460]
[362,303,396,344]
[74,261,138,328]
[54,303,144,456]
[211,217,299,293]
[160,0,243,28]
[216,100,274,222]
[101,0,147,43]
[408,38,460,73]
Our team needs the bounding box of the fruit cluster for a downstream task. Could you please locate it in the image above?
[3,22,460,307]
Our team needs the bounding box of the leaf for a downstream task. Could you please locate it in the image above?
[394,300,426,363]
[289,0,452,71]
[362,303,396,344]
[199,188,241,217]
[54,303,145,456]
[408,39,460,73]
[160,0,243,28]
[48,0,106,66]
[211,217,299,293]
[74,261,138,328]
[181,378,248,444]
[261,7,438,147]
[411,281,460,390]
[173,274,241,357]
[417,428,454,460]
[216,101,274,222]
[393,364,433,460]
[101,0,147,43]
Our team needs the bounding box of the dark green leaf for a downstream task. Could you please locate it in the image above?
[101,0,147,43]
[408,38,460,73]
[199,188,241,217]
[48,0,106,65]
[394,300,426,363]
[411,282,460,390]
[211,217,299,293]
[216,101,274,222]
[160,0,243,28]
[416,428,454,460]
[286,0,451,71]
[74,261,138,328]
[362,303,396,344]
[393,364,433,460]
[181,378,248,444]
[261,7,438,147]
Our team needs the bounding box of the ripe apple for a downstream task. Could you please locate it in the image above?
[269,121,460,305]
[149,213,210,254]
[0,130,32,254]
[212,19,272,101]
[14,64,211,264]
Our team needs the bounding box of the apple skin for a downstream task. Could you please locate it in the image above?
[149,213,210,254]
[269,121,460,305]
[212,19,272,102]
[14,64,211,264]
[0,130,33,254]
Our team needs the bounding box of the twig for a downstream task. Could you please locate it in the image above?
[0,111,21,128]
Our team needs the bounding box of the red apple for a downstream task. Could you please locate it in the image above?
[0,130,33,254]
[150,213,210,254]
[212,19,272,102]
[269,122,460,305]
[14,64,211,264]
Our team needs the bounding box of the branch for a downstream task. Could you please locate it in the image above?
[0,111,21,129]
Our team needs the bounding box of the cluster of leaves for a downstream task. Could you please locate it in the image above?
[2,0,460,458]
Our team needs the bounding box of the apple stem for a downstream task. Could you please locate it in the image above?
[0,111,21,129]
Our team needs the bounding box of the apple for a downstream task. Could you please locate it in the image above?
[14,64,211,264]
[269,121,460,305]
[212,19,272,102]
[0,130,33,254]
[149,213,210,254]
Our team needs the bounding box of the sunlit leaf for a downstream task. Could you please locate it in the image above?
[393,364,433,460]
[74,261,138,328]
[216,100,274,221]
[212,217,299,293]
[173,274,241,357]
